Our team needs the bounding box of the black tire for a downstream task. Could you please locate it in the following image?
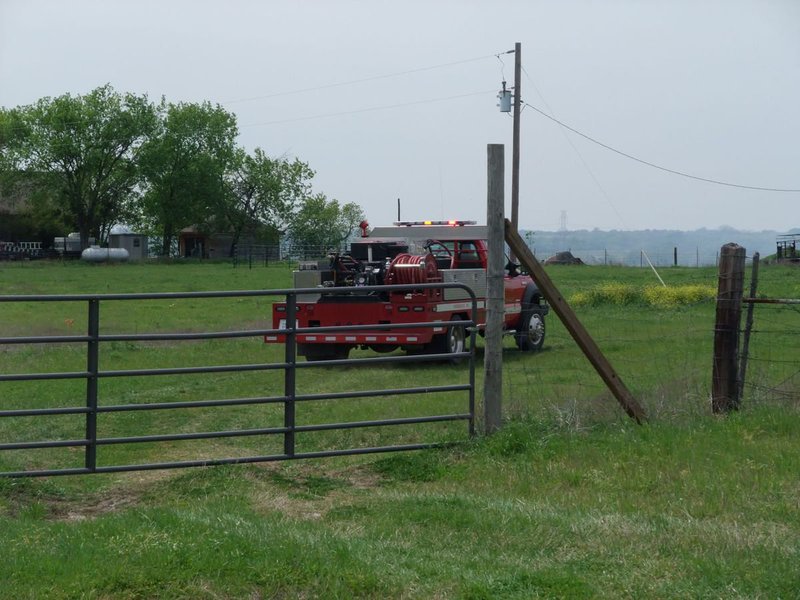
[515,309,545,352]
[445,316,466,356]
[428,315,467,363]
[368,344,399,354]
[300,344,351,362]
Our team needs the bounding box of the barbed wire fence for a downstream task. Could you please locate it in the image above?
[742,303,800,405]
[501,275,712,428]
[501,254,799,429]
[738,251,800,408]
[230,244,724,268]
[530,247,722,267]
[231,242,351,267]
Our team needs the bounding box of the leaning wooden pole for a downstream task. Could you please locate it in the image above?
[504,220,647,424]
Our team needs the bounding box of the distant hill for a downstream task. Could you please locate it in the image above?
[522,227,799,267]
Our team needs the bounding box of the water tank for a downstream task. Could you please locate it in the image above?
[81,246,130,263]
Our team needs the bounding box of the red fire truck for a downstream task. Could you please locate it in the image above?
[265,220,548,361]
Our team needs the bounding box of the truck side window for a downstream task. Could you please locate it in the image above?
[457,242,482,269]
[427,241,455,269]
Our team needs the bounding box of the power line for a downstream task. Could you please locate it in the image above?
[521,65,628,227]
[1,53,499,135]
[241,90,495,127]
[524,102,800,193]
[0,88,496,144]
[220,54,498,105]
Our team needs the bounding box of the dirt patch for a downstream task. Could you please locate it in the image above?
[60,491,140,521]
[3,461,386,523]
[247,462,385,521]
[5,469,175,522]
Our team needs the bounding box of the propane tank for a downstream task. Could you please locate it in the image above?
[81,246,130,263]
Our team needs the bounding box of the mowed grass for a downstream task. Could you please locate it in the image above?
[1,259,799,598]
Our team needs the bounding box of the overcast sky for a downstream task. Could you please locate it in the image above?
[1,0,798,231]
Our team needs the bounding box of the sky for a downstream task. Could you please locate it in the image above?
[1,0,798,232]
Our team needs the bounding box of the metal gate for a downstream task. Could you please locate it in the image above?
[0,284,476,478]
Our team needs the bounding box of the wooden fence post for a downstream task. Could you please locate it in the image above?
[712,243,746,413]
[737,252,759,405]
[484,144,504,433]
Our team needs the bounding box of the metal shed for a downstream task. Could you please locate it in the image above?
[109,233,148,261]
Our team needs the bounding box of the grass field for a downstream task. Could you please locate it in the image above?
[1,259,798,598]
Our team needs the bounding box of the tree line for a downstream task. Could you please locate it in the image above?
[0,85,364,256]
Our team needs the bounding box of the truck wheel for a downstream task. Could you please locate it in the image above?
[515,310,545,352]
[300,344,351,362]
[368,344,399,354]
[428,315,466,362]
[445,316,466,356]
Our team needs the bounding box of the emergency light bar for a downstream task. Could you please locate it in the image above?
[393,220,476,227]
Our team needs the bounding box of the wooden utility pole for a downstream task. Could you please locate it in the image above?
[484,145,505,433]
[505,221,647,424]
[712,243,746,413]
[510,42,522,260]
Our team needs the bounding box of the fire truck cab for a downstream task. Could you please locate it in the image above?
[265,220,548,361]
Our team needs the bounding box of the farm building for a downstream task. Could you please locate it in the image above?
[178,227,232,258]
[109,232,149,261]
[0,182,33,240]
[178,227,280,259]
[776,234,799,263]
[544,251,584,265]
[1,182,63,257]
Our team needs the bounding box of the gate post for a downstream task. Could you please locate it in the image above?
[484,144,504,433]
[85,299,100,472]
[712,243,745,413]
[284,293,297,456]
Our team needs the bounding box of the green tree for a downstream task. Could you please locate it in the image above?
[288,194,365,258]
[219,148,315,255]
[0,85,157,247]
[138,101,238,256]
